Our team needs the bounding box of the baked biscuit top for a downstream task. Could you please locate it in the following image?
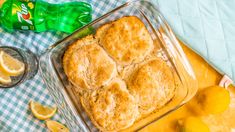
[63,16,176,131]
[96,16,154,66]
[127,58,175,115]
[63,35,116,90]
[80,78,139,131]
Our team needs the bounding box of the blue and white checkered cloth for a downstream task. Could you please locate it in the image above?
[0,0,126,131]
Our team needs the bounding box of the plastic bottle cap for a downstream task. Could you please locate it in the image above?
[0,0,4,7]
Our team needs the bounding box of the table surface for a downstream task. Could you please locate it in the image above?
[1,0,235,131]
[140,41,235,132]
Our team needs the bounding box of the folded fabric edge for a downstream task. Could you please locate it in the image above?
[176,35,235,84]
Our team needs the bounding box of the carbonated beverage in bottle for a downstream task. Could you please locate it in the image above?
[0,0,92,33]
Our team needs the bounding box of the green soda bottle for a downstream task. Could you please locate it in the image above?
[0,0,92,33]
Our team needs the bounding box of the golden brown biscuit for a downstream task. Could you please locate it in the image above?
[96,16,154,66]
[63,16,176,131]
[63,35,94,75]
[63,35,117,90]
[127,58,175,115]
[95,22,112,41]
[80,78,139,131]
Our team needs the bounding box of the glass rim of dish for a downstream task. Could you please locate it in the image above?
[39,0,198,131]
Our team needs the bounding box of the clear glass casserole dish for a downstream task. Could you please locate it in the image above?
[39,1,198,131]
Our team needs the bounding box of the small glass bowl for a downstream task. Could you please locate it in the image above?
[0,46,38,88]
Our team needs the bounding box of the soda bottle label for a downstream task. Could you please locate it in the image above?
[12,0,35,30]
[1,0,92,33]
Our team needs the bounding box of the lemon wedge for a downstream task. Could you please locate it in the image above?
[0,68,11,84]
[46,120,69,132]
[178,117,210,132]
[30,101,57,120]
[197,86,230,114]
[0,51,25,76]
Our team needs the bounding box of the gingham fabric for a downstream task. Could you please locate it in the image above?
[0,0,126,131]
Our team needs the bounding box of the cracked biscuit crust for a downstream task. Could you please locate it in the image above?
[96,16,154,66]
[63,16,176,131]
[80,78,139,131]
[63,35,116,90]
[127,58,175,115]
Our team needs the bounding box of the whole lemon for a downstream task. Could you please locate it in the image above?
[196,86,230,114]
[178,116,210,132]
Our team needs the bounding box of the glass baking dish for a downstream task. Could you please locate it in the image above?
[39,1,198,131]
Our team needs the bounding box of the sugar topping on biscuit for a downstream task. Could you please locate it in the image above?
[96,16,154,66]
[63,35,116,90]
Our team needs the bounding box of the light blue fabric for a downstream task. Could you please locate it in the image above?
[156,0,235,82]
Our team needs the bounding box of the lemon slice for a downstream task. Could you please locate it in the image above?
[0,51,25,76]
[0,69,11,84]
[46,120,69,132]
[30,101,57,120]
